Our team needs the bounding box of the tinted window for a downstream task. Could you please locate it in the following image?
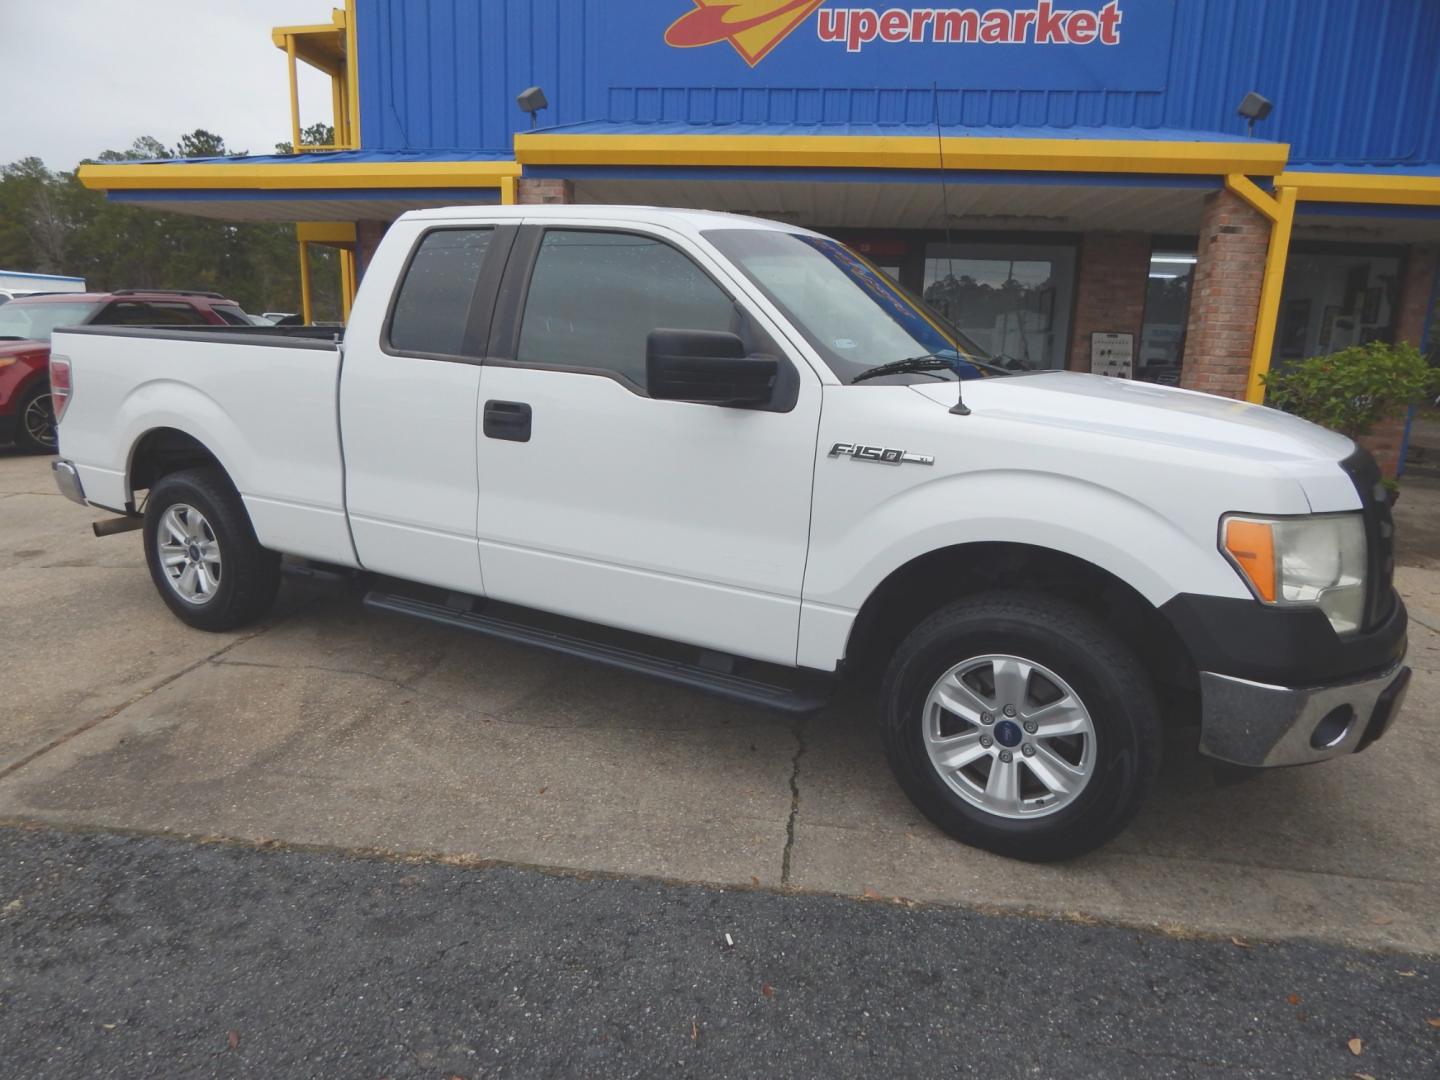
[211,304,253,326]
[389,228,494,356]
[516,230,738,388]
[93,301,208,326]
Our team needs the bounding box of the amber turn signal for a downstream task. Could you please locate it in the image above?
[1223,518,1277,603]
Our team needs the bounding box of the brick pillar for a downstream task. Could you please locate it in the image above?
[1394,245,1438,348]
[1066,232,1151,372]
[516,178,574,205]
[355,220,390,279]
[1178,189,1270,400]
[1359,245,1439,478]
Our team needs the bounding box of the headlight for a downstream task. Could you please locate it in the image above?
[1221,513,1367,634]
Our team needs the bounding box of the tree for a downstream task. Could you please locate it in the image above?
[274,122,336,155]
[0,129,342,320]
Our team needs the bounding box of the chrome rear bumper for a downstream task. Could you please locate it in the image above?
[1198,658,1410,767]
[52,459,87,506]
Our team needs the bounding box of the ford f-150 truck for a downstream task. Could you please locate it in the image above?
[49,206,1410,861]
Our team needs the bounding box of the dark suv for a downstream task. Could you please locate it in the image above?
[0,290,254,452]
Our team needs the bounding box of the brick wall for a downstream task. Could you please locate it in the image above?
[355,220,391,279]
[1358,245,1439,478]
[1179,189,1270,400]
[516,178,574,205]
[1066,232,1151,372]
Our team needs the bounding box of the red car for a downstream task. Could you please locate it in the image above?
[0,289,255,452]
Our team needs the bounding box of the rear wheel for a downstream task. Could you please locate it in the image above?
[15,384,57,453]
[143,467,280,631]
[880,591,1161,861]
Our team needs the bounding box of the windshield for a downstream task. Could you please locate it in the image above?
[703,228,995,384]
[0,300,101,343]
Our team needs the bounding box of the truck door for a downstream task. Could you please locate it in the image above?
[473,224,822,666]
[340,221,515,593]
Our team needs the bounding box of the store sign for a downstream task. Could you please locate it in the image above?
[647,0,1173,87]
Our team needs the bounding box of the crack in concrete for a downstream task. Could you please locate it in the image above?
[780,715,808,887]
[0,626,274,784]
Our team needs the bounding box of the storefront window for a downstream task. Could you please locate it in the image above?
[922,242,1076,370]
[1137,250,1195,385]
[1273,249,1402,363]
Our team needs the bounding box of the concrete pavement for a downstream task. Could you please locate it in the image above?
[3,448,1438,954]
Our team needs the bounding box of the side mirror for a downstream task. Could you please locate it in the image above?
[646,329,777,408]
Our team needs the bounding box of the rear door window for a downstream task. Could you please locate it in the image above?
[388,228,495,358]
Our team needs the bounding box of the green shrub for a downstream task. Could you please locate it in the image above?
[1262,341,1438,438]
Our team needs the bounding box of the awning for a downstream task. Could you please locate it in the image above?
[514,121,1290,177]
[77,149,520,222]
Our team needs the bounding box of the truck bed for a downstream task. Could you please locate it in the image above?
[52,324,355,567]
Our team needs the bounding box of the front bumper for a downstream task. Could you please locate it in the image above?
[52,458,87,506]
[1198,658,1411,767]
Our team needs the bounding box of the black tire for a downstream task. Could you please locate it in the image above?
[15,382,57,454]
[142,467,281,631]
[880,590,1161,862]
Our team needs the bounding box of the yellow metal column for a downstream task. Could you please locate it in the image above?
[500,175,518,205]
[1245,186,1296,404]
[298,238,314,324]
[330,75,347,147]
[285,36,302,151]
[1223,175,1298,405]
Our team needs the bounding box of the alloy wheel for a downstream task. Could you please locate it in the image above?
[923,653,1097,819]
[157,503,223,604]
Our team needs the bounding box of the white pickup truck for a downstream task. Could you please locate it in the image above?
[49,206,1410,860]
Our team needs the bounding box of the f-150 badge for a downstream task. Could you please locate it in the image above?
[828,442,934,466]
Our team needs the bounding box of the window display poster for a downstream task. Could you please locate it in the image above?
[1091,332,1134,378]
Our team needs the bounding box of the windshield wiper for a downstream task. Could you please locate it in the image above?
[850,352,1016,384]
[850,355,956,384]
[0,335,26,341]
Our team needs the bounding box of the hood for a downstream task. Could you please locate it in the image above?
[909,371,1354,464]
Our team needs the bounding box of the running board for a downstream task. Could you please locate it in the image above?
[363,590,830,714]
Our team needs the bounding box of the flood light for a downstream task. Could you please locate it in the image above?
[1237,92,1273,137]
[517,86,548,129]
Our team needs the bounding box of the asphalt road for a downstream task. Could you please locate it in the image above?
[2,827,1436,1079]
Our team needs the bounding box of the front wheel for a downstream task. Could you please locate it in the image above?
[143,467,281,631]
[880,591,1161,861]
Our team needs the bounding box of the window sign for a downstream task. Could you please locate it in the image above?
[1090,332,1133,378]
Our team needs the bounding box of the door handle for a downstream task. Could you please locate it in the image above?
[483,400,532,442]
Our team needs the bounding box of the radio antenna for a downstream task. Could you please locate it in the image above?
[934,81,970,415]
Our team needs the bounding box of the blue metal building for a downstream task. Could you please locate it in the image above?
[81,0,1440,458]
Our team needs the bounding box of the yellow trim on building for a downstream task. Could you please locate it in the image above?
[514,133,1290,176]
[273,6,358,149]
[1273,170,1440,207]
[77,160,520,192]
[296,221,357,244]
